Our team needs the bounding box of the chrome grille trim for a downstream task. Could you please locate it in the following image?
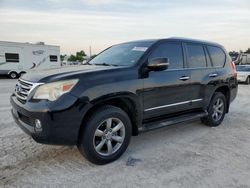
[15,79,43,103]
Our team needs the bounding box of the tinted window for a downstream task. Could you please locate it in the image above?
[50,55,58,62]
[5,53,19,63]
[149,42,183,69]
[186,44,206,68]
[207,46,225,67]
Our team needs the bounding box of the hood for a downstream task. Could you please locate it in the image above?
[21,65,119,83]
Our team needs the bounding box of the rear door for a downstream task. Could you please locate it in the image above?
[184,43,218,110]
[143,41,192,119]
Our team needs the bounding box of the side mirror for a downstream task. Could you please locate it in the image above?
[147,57,169,71]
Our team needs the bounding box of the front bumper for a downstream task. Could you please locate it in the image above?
[10,94,91,145]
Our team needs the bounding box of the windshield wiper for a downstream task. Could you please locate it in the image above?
[94,63,119,66]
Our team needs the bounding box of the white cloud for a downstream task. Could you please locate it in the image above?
[0,0,249,54]
[82,0,117,5]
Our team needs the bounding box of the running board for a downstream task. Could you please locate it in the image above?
[139,111,208,132]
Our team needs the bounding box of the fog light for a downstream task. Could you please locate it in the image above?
[35,119,42,130]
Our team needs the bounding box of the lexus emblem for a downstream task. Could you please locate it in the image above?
[15,84,21,93]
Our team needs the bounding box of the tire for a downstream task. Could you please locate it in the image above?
[77,105,132,165]
[246,77,250,85]
[201,92,227,127]
[9,72,18,79]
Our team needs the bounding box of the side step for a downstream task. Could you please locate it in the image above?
[139,111,208,132]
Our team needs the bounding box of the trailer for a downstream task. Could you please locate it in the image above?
[241,53,250,65]
[230,52,250,65]
[0,41,60,78]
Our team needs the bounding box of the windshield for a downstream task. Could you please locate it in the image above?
[89,41,154,66]
[236,66,250,71]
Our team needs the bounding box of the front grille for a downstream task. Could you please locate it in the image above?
[14,79,40,103]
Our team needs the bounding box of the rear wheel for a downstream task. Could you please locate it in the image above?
[77,105,132,165]
[201,92,226,127]
[9,72,18,79]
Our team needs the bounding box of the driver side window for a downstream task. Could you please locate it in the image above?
[149,42,184,70]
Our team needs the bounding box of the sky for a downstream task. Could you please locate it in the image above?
[0,0,250,55]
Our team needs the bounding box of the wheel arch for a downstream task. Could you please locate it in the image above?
[212,85,230,113]
[78,93,142,142]
[19,71,26,75]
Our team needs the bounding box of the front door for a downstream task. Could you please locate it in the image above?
[142,41,191,119]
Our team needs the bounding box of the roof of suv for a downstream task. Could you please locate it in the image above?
[129,37,223,48]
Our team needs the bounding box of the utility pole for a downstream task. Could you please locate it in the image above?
[89,46,92,57]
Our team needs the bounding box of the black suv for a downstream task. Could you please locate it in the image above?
[11,38,238,164]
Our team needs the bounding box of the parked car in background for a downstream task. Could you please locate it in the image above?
[0,41,61,79]
[236,65,250,84]
[11,38,238,164]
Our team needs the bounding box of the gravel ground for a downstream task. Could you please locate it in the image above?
[1,79,250,188]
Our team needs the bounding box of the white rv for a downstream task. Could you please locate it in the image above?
[0,41,61,78]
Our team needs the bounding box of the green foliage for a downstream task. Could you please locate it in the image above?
[60,54,67,61]
[229,51,239,56]
[90,54,97,59]
[68,50,87,61]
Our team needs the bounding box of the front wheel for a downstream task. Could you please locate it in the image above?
[201,92,227,127]
[78,105,132,165]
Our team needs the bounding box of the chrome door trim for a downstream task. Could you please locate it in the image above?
[179,76,190,81]
[191,98,203,103]
[144,98,203,112]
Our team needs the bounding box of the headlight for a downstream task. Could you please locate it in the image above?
[33,79,79,101]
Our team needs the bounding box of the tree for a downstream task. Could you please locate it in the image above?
[68,50,87,61]
[60,54,67,61]
[229,51,239,56]
[90,54,97,59]
[68,55,77,61]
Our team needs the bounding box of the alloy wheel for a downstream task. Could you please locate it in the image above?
[93,117,125,156]
[212,98,224,122]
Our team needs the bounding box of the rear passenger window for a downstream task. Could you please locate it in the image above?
[186,44,206,68]
[207,46,226,67]
[149,42,183,69]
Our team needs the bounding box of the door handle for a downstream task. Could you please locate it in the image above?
[179,76,190,81]
[209,73,218,77]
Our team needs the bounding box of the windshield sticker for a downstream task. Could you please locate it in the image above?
[132,47,148,52]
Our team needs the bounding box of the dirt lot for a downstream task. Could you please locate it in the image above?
[1,79,250,188]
